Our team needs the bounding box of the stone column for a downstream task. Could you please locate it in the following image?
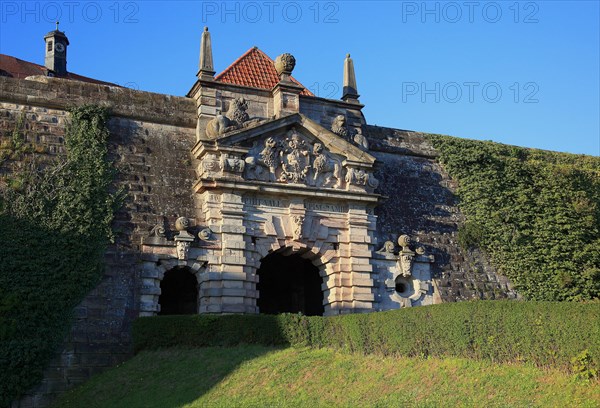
[198,191,257,314]
[341,204,376,312]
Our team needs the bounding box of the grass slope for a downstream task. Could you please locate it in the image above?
[53,346,599,408]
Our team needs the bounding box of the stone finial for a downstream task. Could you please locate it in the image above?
[274,53,296,81]
[175,217,190,231]
[398,234,411,251]
[342,53,360,103]
[198,26,215,80]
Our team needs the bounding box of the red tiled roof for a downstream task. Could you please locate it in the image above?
[0,54,119,86]
[215,47,314,96]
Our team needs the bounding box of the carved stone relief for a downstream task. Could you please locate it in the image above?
[397,234,415,277]
[205,97,263,138]
[331,115,349,140]
[221,154,245,174]
[377,240,395,254]
[174,216,195,261]
[279,131,310,184]
[291,215,304,240]
[374,234,436,309]
[241,129,376,192]
[143,216,213,262]
[331,115,369,150]
[201,153,221,176]
[311,143,341,188]
[345,167,379,190]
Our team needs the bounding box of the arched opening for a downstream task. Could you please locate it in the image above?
[257,251,324,316]
[158,266,198,315]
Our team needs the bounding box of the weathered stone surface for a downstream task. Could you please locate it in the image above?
[2,55,515,407]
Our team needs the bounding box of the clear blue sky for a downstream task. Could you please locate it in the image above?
[1,1,599,155]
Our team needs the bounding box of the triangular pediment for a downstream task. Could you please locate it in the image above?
[215,113,376,166]
[193,113,380,195]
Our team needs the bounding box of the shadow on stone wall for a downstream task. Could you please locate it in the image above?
[368,130,516,302]
[14,115,198,408]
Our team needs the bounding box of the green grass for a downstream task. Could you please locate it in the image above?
[52,345,599,408]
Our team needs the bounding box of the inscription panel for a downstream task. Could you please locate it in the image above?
[305,202,349,213]
[242,196,288,208]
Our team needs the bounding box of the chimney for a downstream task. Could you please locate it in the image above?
[44,22,69,76]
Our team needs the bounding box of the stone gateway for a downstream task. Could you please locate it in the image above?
[0,26,515,407]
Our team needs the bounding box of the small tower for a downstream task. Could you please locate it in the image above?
[197,27,215,80]
[44,22,69,76]
[342,53,360,104]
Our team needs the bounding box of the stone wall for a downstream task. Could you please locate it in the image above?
[365,125,516,302]
[0,76,197,407]
[1,75,516,407]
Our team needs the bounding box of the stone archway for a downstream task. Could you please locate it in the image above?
[256,249,325,316]
[158,266,199,315]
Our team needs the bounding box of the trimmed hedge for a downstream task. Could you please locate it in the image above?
[133,301,600,374]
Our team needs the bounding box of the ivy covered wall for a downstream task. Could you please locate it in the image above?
[0,106,122,407]
[429,135,600,301]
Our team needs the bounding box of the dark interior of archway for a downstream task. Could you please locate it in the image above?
[257,252,324,316]
[158,267,198,315]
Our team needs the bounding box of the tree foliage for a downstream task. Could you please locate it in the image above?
[429,135,600,301]
[0,105,122,406]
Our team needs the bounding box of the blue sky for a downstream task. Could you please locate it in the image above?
[1,1,599,155]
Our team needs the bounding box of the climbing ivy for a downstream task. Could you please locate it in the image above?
[0,105,122,406]
[429,135,600,301]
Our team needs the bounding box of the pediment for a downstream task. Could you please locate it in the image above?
[192,113,379,194]
[214,113,375,166]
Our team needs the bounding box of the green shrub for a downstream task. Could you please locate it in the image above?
[133,301,600,374]
[0,106,122,406]
[428,135,600,301]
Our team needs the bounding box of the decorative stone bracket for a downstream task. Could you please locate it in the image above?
[376,234,436,307]
[142,216,213,262]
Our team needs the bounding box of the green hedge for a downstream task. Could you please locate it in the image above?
[428,135,600,301]
[133,301,600,374]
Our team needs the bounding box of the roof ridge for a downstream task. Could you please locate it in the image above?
[214,47,314,96]
[214,47,262,81]
[0,53,119,87]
